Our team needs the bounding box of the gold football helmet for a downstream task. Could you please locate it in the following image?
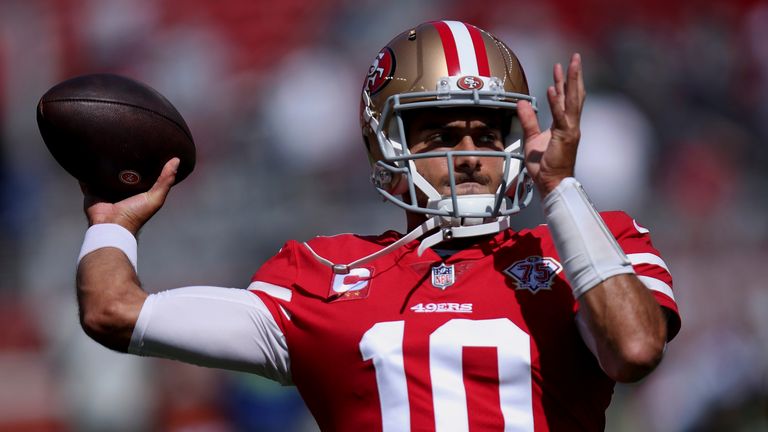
[360,20,536,223]
[304,21,541,275]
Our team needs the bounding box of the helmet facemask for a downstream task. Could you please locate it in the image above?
[363,80,537,228]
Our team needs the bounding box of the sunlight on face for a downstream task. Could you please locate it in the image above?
[405,108,509,198]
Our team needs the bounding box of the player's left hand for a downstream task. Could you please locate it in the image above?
[517,53,586,197]
[83,157,179,235]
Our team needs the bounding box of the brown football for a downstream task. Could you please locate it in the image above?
[37,73,195,202]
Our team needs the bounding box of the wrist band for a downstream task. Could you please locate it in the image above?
[78,223,138,272]
[542,177,634,298]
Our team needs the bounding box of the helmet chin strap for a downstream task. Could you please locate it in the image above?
[415,214,510,255]
[302,213,510,275]
[304,162,518,274]
[428,194,502,227]
[420,193,511,254]
[303,145,520,275]
[302,215,439,275]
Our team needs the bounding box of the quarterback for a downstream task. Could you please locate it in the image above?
[76,21,679,431]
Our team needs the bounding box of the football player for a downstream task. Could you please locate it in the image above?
[76,21,679,431]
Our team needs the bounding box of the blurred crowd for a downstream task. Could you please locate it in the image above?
[1,0,767,431]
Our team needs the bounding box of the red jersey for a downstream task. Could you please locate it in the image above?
[249,211,679,432]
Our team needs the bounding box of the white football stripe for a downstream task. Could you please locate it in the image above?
[279,305,292,321]
[633,219,650,234]
[627,253,670,273]
[444,21,478,75]
[248,281,292,302]
[637,275,675,301]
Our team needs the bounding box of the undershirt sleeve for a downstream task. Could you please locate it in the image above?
[128,285,292,385]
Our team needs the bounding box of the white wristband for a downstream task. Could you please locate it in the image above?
[78,224,138,272]
[542,177,634,298]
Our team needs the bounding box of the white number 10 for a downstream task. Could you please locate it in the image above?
[360,318,534,431]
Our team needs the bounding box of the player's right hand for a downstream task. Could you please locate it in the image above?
[517,53,585,198]
[82,157,179,235]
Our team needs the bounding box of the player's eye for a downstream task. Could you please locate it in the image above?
[424,133,440,143]
[425,132,454,146]
[478,134,495,144]
[477,132,502,148]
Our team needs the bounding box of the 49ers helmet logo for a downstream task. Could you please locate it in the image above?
[365,47,395,94]
[457,75,484,90]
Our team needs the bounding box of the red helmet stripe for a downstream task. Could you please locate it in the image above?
[432,21,461,76]
[444,21,479,75]
[434,21,490,77]
[466,24,491,76]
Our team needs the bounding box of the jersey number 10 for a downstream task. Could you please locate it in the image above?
[360,318,535,431]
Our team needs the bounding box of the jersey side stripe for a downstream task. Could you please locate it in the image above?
[637,275,675,301]
[444,21,480,75]
[627,253,670,272]
[248,281,293,302]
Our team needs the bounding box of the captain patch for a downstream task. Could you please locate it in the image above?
[329,267,373,301]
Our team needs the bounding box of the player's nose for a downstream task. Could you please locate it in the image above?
[453,135,481,169]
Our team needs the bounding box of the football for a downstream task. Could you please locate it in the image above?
[36,73,195,202]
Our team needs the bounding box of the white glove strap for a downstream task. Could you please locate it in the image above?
[78,223,138,272]
[542,177,634,298]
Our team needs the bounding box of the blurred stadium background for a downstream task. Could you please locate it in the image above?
[1,0,767,430]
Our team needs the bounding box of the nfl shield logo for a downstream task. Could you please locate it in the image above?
[431,264,455,290]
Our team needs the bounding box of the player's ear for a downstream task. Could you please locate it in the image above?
[391,176,408,196]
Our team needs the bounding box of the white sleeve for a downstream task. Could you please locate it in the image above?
[128,285,291,384]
